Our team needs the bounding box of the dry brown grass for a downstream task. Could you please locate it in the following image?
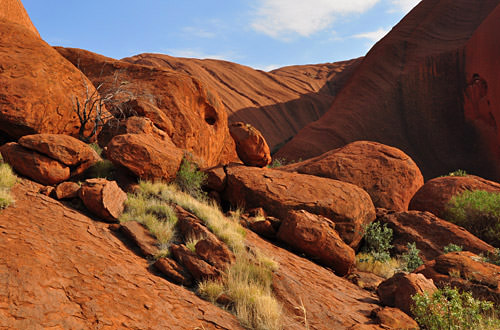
[355,253,400,279]
[0,162,16,209]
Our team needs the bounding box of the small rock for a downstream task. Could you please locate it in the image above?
[203,166,227,192]
[371,307,419,329]
[154,257,193,287]
[55,182,81,200]
[170,244,219,282]
[348,271,384,291]
[195,235,235,271]
[120,221,159,258]
[79,178,127,222]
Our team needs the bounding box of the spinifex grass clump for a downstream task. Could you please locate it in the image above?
[0,161,16,209]
[174,157,207,200]
[446,190,500,247]
[137,181,283,329]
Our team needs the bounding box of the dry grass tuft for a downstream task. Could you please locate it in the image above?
[0,162,16,209]
[356,253,400,279]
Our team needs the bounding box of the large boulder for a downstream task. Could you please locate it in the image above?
[229,122,271,167]
[18,134,100,176]
[276,0,500,181]
[277,210,355,276]
[224,165,376,247]
[409,175,500,218]
[97,116,170,147]
[0,142,70,185]
[377,209,495,262]
[106,133,184,182]
[377,272,437,315]
[0,20,100,140]
[78,179,127,222]
[55,47,239,167]
[282,141,424,211]
[417,251,500,304]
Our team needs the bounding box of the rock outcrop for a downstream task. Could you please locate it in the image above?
[55,47,238,167]
[123,53,362,151]
[0,0,40,37]
[409,175,500,218]
[377,209,495,262]
[224,165,376,248]
[282,141,424,211]
[229,122,271,167]
[276,0,500,181]
[0,20,99,140]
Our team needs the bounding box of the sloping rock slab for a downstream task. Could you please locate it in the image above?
[225,165,376,248]
[120,221,159,258]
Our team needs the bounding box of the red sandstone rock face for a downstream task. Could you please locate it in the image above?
[55,47,238,167]
[122,53,362,151]
[0,179,242,329]
[0,142,70,185]
[229,122,271,167]
[277,0,500,181]
[377,209,495,262]
[224,165,376,248]
[417,251,500,304]
[277,210,355,276]
[282,141,423,211]
[409,175,500,218]
[0,0,40,37]
[0,21,99,140]
[106,133,184,182]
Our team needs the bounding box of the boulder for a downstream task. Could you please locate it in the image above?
[377,209,495,262]
[97,116,170,147]
[281,141,424,211]
[55,182,81,200]
[0,142,70,185]
[229,122,271,167]
[154,257,193,287]
[19,134,100,176]
[409,175,500,218]
[195,236,235,271]
[55,47,238,167]
[78,179,127,222]
[0,20,100,140]
[277,210,355,276]
[106,133,183,182]
[377,272,437,315]
[417,251,500,304]
[120,221,159,258]
[170,244,219,282]
[371,307,419,329]
[224,165,376,247]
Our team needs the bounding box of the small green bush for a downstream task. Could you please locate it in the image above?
[401,242,423,272]
[443,244,463,254]
[268,158,286,168]
[444,169,468,177]
[361,221,393,262]
[412,286,498,330]
[86,160,115,179]
[445,190,500,247]
[175,158,207,199]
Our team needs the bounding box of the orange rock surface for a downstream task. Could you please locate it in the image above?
[123,53,362,151]
[0,0,39,37]
[277,0,500,180]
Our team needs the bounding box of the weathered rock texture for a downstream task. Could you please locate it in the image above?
[55,47,238,167]
[0,0,40,37]
[377,209,495,262]
[229,122,271,167]
[0,179,243,329]
[0,20,99,140]
[122,53,362,151]
[225,165,376,248]
[79,178,127,222]
[282,141,424,211]
[417,251,500,305]
[106,133,184,182]
[409,175,500,218]
[277,0,500,181]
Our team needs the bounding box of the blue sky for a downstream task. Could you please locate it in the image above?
[22,0,420,70]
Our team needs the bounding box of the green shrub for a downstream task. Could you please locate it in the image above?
[89,142,103,157]
[401,242,423,272]
[361,221,393,262]
[443,244,463,254]
[175,158,207,199]
[412,286,498,330]
[444,169,468,177]
[268,158,286,168]
[445,190,500,246]
[86,160,115,179]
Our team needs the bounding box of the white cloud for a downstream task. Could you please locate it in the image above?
[352,27,390,42]
[181,26,216,39]
[166,48,236,61]
[251,0,381,40]
[390,0,421,12]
